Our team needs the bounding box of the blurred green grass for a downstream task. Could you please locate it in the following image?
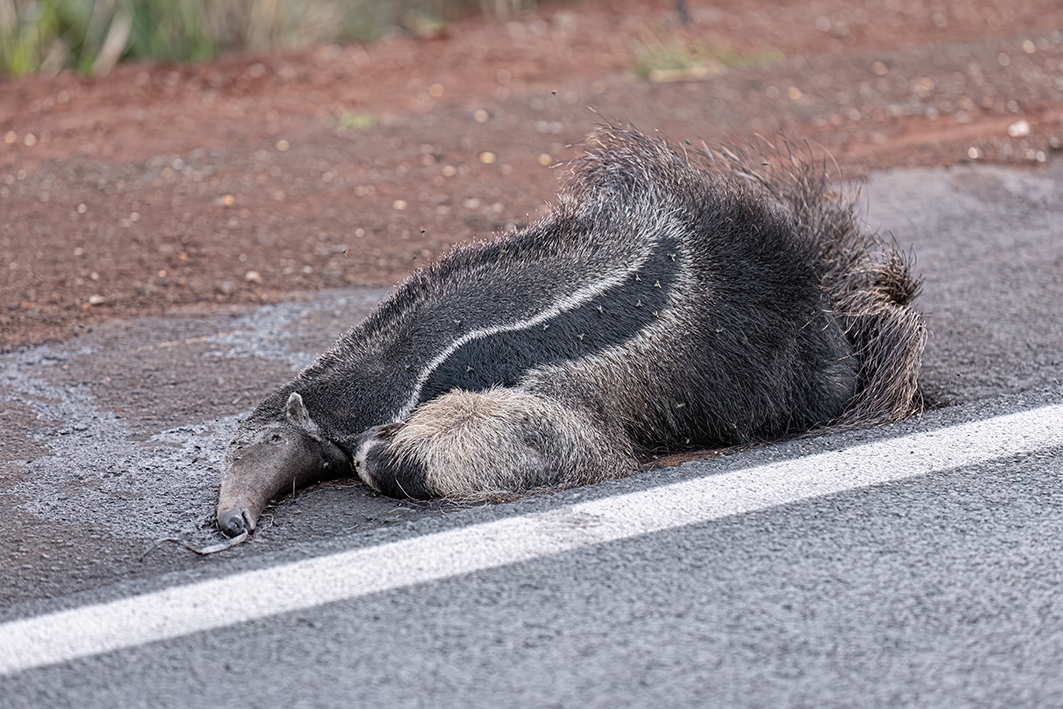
[634,37,784,82]
[0,0,528,77]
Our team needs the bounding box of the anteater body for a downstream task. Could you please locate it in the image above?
[216,128,925,537]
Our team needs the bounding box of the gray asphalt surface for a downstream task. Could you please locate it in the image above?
[1,160,1062,706]
[6,424,1063,708]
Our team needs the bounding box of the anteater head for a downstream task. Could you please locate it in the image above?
[216,392,349,537]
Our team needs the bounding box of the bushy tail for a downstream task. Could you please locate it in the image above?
[829,247,927,426]
[569,126,927,429]
[697,136,928,427]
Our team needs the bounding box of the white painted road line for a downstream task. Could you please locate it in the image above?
[2,404,1061,676]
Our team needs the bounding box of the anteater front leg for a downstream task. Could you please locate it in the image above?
[351,387,638,500]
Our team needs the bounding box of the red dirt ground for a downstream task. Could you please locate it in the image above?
[3,0,1063,349]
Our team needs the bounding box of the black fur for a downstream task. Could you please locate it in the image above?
[355,425,434,499]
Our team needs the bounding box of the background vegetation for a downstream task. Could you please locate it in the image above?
[0,0,537,76]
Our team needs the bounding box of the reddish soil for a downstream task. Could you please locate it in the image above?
[3,0,1063,349]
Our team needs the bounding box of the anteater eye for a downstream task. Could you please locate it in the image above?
[270,433,283,443]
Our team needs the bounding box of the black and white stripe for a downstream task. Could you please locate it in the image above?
[395,234,685,419]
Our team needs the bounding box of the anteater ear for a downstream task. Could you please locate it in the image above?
[286,392,320,437]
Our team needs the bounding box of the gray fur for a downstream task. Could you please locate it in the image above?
[216,126,926,536]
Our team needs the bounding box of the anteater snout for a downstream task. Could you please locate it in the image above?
[217,508,253,537]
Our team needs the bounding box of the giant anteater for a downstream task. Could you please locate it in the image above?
[216,127,925,537]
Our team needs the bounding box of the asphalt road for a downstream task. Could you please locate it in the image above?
[1,160,1062,707]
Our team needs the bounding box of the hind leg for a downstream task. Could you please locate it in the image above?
[352,387,637,499]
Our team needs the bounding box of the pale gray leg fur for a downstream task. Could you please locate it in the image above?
[356,387,638,499]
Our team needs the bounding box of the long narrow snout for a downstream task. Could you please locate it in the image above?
[216,415,351,537]
[216,451,282,537]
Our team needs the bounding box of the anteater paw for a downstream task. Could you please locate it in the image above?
[352,423,432,499]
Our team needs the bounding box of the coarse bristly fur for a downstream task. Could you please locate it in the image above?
[215,126,926,537]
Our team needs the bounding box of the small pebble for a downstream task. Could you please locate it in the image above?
[1008,119,1031,138]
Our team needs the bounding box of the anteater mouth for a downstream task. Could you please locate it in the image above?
[218,508,254,537]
